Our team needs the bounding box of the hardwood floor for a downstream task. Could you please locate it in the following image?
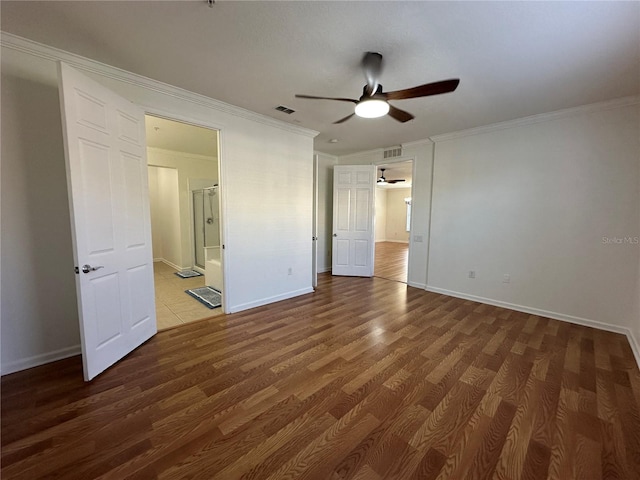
[2,273,640,479]
[374,241,408,283]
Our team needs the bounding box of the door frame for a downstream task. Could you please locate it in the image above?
[312,154,319,288]
[373,156,416,283]
[143,109,229,314]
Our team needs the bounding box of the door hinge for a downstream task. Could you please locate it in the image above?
[74,266,79,274]
[222,244,225,250]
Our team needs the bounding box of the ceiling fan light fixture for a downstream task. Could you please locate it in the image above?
[377,168,388,185]
[355,99,389,118]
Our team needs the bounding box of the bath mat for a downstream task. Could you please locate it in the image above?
[185,286,222,309]
[175,270,203,279]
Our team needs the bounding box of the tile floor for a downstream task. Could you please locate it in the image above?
[153,261,224,331]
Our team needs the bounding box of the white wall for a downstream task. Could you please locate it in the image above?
[149,165,182,265]
[375,187,387,242]
[428,102,640,347]
[1,66,81,373]
[156,167,181,268]
[1,36,317,373]
[315,152,337,272]
[333,100,639,365]
[147,148,217,269]
[385,188,412,243]
[224,124,313,310]
[148,167,162,260]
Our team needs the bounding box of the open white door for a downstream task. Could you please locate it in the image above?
[58,63,157,381]
[332,165,376,277]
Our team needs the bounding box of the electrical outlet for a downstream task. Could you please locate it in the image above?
[287,267,292,275]
[503,274,510,283]
[468,270,476,279]
[414,235,423,243]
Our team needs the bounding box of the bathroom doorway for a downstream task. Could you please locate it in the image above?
[144,115,224,330]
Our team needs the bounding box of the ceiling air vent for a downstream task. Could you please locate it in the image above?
[275,105,296,115]
[383,146,402,159]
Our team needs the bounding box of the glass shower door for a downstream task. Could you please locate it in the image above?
[193,190,205,268]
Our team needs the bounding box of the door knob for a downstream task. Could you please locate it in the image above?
[81,264,104,274]
[333,233,338,237]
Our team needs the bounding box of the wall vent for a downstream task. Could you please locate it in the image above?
[275,105,296,114]
[383,147,402,159]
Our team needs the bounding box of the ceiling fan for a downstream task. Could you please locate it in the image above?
[295,52,460,124]
[378,168,405,185]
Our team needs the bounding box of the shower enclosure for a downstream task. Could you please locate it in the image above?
[192,186,220,269]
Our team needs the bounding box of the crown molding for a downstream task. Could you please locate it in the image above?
[430,95,640,143]
[338,147,385,162]
[401,138,433,149]
[0,32,319,139]
[313,151,339,161]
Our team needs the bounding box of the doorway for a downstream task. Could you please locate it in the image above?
[144,115,224,330]
[374,160,413,283]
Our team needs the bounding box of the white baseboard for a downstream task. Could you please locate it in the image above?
[193,267,206,276]
[426,285,640,370]
[153,258,185,271]
[317,266,331,273]
[1,345,81,376]
[229,287,314,313]
[408,281,427,289]
[377,239,409,244]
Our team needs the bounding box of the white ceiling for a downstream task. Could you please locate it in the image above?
[145,115,218,158]
[2,1,639,156]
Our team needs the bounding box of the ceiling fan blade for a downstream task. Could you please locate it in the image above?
[333,113,355,124]
[361,52,383,97]
[387,179,406,184]
[387,104,414,123]
[295,94,358,103]
[384,79,460,101]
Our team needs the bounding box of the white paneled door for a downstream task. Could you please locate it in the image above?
[58,63,157,381]
[332,165,376,277]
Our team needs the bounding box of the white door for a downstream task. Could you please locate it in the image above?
[58,62,157,381]
[332,165,376,277]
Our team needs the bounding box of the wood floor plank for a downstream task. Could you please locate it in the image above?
[2,273,640,479]
[374,241,408,283]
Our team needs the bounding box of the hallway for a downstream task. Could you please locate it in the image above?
[374,241,408,283]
